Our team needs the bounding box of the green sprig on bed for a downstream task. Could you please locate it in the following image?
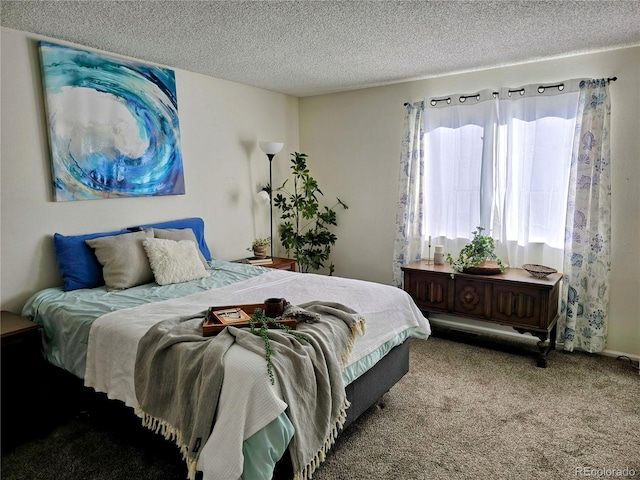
[248,308,311,385]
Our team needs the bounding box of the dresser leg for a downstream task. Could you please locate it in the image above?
[536,337,552,368]
[536,354,548,368]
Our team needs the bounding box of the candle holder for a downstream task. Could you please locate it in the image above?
[422,244,433,264]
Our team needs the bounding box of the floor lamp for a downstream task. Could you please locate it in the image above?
[258,141,284,258]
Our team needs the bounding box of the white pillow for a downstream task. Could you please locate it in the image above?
[142,238,209,286]
[152,227,209,268]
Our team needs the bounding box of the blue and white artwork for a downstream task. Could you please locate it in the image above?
[39,41,185,201]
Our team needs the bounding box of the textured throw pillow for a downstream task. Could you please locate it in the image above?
[85,230,155,291]
[152,228,209,268]
[142,238,209,286]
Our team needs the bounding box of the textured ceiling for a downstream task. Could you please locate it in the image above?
[2,1,639,97]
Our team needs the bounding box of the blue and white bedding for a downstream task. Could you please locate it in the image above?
[23,259,430,480]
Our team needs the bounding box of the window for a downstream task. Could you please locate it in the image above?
[423,82,581,268]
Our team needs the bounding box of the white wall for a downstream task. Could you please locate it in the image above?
[299,47,640,357]
[0,28,299,312]
[2,27,638,357]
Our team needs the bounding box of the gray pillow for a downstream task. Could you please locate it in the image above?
[85,230,154,291]
[152,228,209,268]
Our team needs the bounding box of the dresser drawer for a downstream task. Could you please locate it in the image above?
[453,278,488,318]
[403,271,450,312]
[490,284,545,328]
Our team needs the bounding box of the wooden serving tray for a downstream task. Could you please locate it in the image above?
[202,303,297,337]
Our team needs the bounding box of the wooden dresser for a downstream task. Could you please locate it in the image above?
[402,262,562,367]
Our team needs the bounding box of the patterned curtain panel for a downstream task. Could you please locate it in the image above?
[559,79,612,353]
[392,101,425,288]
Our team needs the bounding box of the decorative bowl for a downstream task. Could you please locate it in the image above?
[522,264,557,279]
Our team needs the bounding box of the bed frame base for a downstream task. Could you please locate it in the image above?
[343,338,410,428]
[272,338,410,478]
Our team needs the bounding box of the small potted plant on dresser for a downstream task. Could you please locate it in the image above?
[248,237,270,259]
[446,226,507,276]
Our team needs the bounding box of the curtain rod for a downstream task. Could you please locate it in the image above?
[404,76,618,106]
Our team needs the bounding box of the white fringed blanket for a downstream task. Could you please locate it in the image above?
[134,301,364,480]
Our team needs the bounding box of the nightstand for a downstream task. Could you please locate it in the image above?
[265,257,297,271]
[235,257,297,272]
[1,311,46,449]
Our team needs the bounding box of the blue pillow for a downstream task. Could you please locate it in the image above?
[128,217,211,261]
[54,229,127,291]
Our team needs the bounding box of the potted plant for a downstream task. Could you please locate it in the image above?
[273,152,348,274]
[248,308,310,385]
[248,237,270,259]
[446,227,507,275]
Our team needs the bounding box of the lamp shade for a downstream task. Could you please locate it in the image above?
[259,141,284,156]
[255,190,270,205]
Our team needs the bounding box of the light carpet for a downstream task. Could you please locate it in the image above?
[2,330,638,480]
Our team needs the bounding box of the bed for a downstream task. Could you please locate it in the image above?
[21,217,430,480]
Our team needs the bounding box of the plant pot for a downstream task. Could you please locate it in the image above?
[253,245,269,259]
[463,261,506,275]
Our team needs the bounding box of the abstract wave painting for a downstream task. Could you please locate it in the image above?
[39,41,185,201]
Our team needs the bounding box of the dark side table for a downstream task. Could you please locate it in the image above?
[234,257,297,271]
[1,311,46,449]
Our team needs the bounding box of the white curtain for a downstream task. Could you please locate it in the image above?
[558,79,612,353]
[392,101,425,288]
[492,80,582,270]
[423,90,498,241]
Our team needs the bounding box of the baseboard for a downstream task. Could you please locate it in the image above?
[428,315,640,365]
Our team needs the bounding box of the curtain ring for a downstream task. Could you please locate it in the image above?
[459,96,466,103]
[430,99,437,106]
[538,86,545,93]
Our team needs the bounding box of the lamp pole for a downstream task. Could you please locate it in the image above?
[267,153,275,258]
[258,142,284,259]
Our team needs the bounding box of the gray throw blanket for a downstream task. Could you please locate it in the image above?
[134,301,365,480]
